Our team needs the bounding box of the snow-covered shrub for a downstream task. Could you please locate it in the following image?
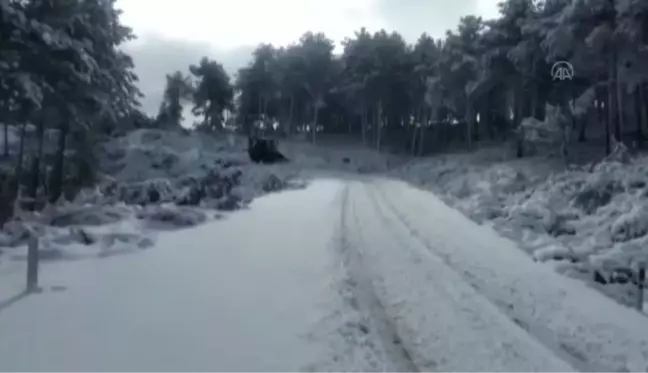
[0,220,32,247]
[100,232,153,250]
[119,178,176,205]
[495,169,529,194]
[518,108,563,156]
[47,205,130,227]
[69,227,96,245]
[544,211,577,237]
[572,171,624,214]
[174,168,243,207]
[610,203,648,242]
[202,168,242,198]
[136,206,207,229]
[262,174,285,193]
[203,194,243,211]
[50,227,97,246]
[520,116,561,146]
[395,142,648,307]
[533,244,579,263]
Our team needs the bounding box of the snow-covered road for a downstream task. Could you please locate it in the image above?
[3,178,648,371]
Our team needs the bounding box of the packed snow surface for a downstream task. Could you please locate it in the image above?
[3,178,648,371]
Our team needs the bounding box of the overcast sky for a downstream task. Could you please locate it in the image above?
[116,0,500,117]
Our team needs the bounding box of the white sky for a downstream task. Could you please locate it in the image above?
[117,0,501,50]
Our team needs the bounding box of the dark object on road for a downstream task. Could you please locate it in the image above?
[247,137,289,164]
[342,157,350,164]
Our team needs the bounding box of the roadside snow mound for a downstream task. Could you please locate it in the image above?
[393,148,648,306]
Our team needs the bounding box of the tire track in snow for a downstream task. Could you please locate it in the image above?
[300,184,387,372]
[336,182,419,372]
[356,181,575,371]
[369,180,603,372]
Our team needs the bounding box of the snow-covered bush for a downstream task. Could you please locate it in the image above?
[136,206,207,229]
[46,205,130,227]
[0,221,32,247]
[100,232,154,251]
[395,147,648,307]
[118,178,177,206]
[517,106,563,157]
[610,203,648,242]
[262,174,285,193]
[572,171,624,214]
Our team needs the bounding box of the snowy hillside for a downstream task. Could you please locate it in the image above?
[0,129,303,267]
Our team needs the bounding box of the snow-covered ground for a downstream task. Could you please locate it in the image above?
[0,181,386,371]
[4,177,648,371]
[0,129,371,268]
[5,127,648,370]
[2,126,645,312]
[391,146,648,307]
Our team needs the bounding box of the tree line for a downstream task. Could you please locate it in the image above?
[0,0,143,222]
[160,0,648,160]
[2,0,648,225]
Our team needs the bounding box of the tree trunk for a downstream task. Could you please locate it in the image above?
[27,118,45,211]
[486,94,496,141]
[608,51,621,143]
[347,113,352,135]
[288,94,295,137]
[636,85,646,149]
[262,96,269,122]
[3,121,28,225]
[411,107,422,155]
[513,86,524,158]
[603,86,612,156]
[376,100,383,151]
[3,122,8,158]
[473,104,481,143]
[578,114,588,142]
[466,98,474,149]
[49,121,68,204]
[11,122,26,198]
[531,83,539,118]
[643,83,648,132]
[311,106,318,144]
[559,99,572,166]
[616,68,626,144]
[417,108,428,156]
[361,104,368,144]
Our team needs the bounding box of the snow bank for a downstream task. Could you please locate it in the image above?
[392,147,648,306]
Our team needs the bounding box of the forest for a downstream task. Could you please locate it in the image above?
[156,0,648,160]
[2,0,648,224]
